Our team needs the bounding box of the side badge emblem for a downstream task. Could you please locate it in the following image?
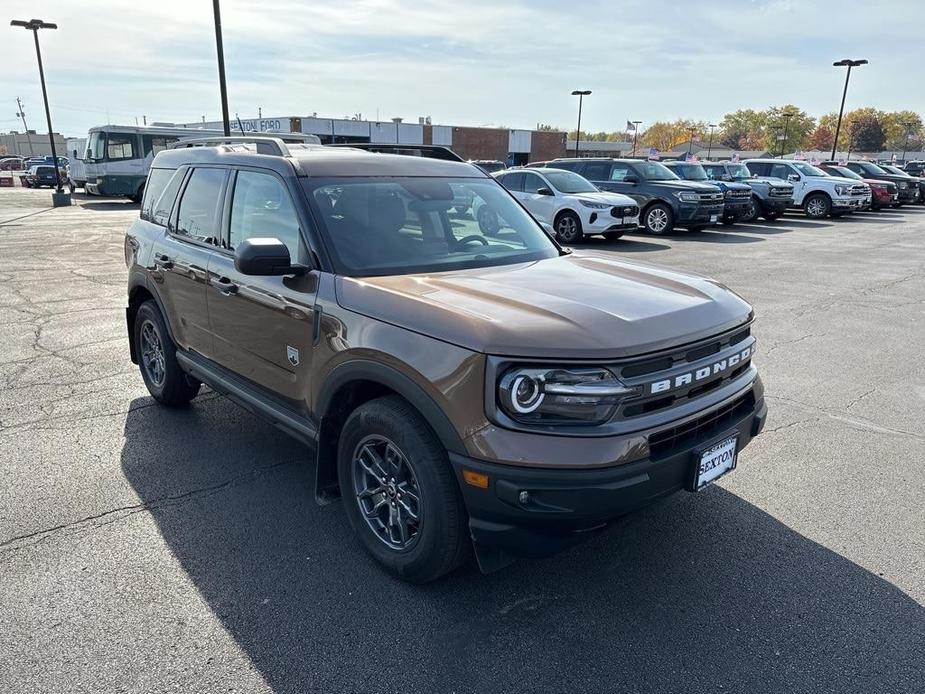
[287,346,300,367]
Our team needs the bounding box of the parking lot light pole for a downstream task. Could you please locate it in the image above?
[706,124,717,160]
[571,90,591,158]
[780,111,795,158]
[630,120,642,157]
[212,0,231,137]
[686,127,697,155]
[831,59,867,160]
[10,18,69,206]
[900,122,915,164]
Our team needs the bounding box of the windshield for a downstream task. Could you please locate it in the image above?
[306,177,559,276]
[880,164,906,176]
[826,166,861,180]
[857,162,889,175]
[475,161,506,173]
[543,170,598,194]
[792,162,828,177]
[669,163,708,181]
[88,131,105,160]
[636,161,679,181]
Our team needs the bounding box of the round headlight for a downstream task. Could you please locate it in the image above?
[504,373,545,414]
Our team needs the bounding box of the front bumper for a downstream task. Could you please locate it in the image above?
[677,202,725,225]
[832,195,865,210]
[722,199,750,220]
[584,209,639,233]
[762,197,792,213]
[897,187,918,203]
[451,384,767,565]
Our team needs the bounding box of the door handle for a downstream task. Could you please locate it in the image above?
[215,276,238,295]
[154,253,173,270]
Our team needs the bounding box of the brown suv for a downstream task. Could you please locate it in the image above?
[125,136,767,582]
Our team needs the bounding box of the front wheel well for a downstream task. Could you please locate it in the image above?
[127,286,156,363]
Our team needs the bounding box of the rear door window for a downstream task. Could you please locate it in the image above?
[522,172,545,193]
[769,163,791,179]
[501,172,524,192]
[746,162,771,176]
[581,162,611,181]
[609,164,632,181]
[174,168,227,243]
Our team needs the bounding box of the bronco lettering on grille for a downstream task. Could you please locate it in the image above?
[649,346,752,395]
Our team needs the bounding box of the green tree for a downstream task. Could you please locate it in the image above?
[718,109,766,149]
[849,114,886,152]
[763,105,814,154]
[881,111,924,151]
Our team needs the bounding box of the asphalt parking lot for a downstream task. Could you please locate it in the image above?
[1,186,923,694]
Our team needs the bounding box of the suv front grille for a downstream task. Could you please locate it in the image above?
[725,189,750,199]
[770,187,791,197]
[615,326,754,418]
[648,391,756,460]
[849,185,868,196]
[612,205,639,218]
[699,192,724,203]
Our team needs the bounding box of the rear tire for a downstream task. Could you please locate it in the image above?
[128,183,144,203]
[643,203,674,235]
[803,193,831,219]
[553,210,582,244]
[133,301,200,406]
[337,396,469,583]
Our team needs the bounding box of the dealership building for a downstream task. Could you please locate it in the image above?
[183,115,566,165]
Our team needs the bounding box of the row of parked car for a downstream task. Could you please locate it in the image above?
[472,156,925,242]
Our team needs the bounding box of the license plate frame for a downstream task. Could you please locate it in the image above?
[709,214,718,223]
[691,434,738,491]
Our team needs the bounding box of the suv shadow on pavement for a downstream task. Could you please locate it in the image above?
[121,394,924,694]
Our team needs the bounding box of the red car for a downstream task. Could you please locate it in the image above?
[820,164,897,210]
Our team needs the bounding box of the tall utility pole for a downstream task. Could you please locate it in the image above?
[212,0,231,136]
[831,59,867,160]
[706,124,717,160]
[10,18,68,205]
[571,90,591,158]
[631,120,642,157]
[686,127,697,155]
[15,96,34,157]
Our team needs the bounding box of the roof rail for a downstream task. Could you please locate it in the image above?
[170,133,321,156]
[329,143,464,162]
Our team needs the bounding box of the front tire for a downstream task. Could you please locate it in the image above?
[133,301,200,406]
[643,203,674,234]
[740,197,761,223]
[553,210,582,244]
[337,396,469,583]
[803,193,831,219]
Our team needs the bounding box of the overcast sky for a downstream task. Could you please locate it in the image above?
[3,0,924,137]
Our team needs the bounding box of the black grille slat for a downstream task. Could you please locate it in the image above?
[648,391,755,460]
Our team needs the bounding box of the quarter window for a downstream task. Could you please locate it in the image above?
[151,168,187,226]
[175,168,226,243]
[229,171,302,260]
[106,133,137,161]
[141,168,176,222]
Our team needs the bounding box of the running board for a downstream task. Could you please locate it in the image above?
[176,351,318,446]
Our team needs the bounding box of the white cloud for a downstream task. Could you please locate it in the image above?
[1,0,922,136]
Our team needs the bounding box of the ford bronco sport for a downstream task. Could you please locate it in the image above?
[125,136,767,582]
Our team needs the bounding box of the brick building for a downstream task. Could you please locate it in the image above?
[187,116,566,164]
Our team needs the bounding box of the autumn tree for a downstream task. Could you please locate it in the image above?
[881,110,924,151]
[807,124,835,152]
[641,119,708,151]
[718,109,766,149]
[763,105,814,154]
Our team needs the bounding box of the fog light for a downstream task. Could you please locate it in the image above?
[518,490,530,505]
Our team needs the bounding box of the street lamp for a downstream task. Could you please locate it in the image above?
[10,18,68,206]
[630,120,642,157]
[831,58,867,160]
[571,90,591,158]
[900,121,916,164]
[212,0,231,136]
[780,111,795,158]
[686,126,698,155]
[770,125,783,155]
[706,124,717,160]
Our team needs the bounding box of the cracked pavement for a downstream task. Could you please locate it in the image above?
[1,186,923,693]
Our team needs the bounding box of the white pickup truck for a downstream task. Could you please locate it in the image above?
[744,159,870,219]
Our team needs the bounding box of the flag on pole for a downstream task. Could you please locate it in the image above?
[626,120,636,131]
[730,153,740,163]
[647,147,660,161]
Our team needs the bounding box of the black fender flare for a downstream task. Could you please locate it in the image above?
[313,359,468,503]
[127,271,176,362]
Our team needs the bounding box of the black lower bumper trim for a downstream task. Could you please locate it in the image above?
[451,396,767,565]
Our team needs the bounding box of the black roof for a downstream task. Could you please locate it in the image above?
[151,141,489,179]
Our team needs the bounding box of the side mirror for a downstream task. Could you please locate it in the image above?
[787,173,801,182]
[624,175,639,184]
[536,187,554,196]
[234,237,303,276]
